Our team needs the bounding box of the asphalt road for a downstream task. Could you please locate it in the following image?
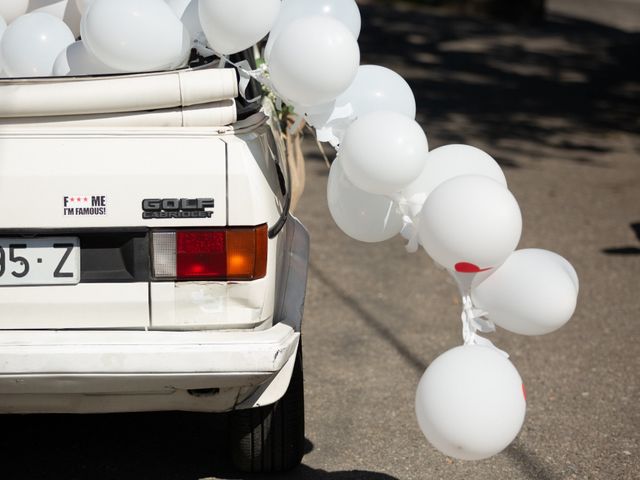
[1,1,638,479]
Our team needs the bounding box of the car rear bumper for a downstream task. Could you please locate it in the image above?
[0,323,299,413]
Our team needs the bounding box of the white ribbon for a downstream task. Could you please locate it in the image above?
[214,53,271,104]
[450,270,509,357]
[306,103,355,148]
[390,193,426,254]
[193,38,215,59]
[460,293,508,356]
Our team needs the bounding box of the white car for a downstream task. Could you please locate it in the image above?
[0,52,308,473]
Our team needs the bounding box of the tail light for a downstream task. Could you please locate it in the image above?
[151,225,268,281]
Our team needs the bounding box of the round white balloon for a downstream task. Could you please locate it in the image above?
[53,40,121,76]
[472,249,578,336]
[0,1,29,24]
[265,0,361,59]
[403,144,507,206]
[81,0,191,73]
[340,111,428,195]
[328,158,404,243]
[416,345,526,460]
[335,65,416,120]
[199,0,280,55]
[418,175,522,272]
[269,15,360,107]
[0,12,74,77]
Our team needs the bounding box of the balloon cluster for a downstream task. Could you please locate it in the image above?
[0,0,282,77]
[0,0,580,464]
[272,1,580,463]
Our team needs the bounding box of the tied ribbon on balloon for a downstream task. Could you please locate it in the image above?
[188,43,269,104]
[215,54,271,104]
[452,269,508,357]
[390,193,427,254]
[303,102,355,148]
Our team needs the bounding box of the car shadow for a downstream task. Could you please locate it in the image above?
[0,413,397,480]
[226,466,400,480]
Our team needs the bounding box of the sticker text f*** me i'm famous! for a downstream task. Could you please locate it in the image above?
[63,196,107,216]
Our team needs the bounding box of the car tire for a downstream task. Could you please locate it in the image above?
[230,345,305,473]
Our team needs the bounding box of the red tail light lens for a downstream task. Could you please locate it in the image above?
[176,231,226,279]
[152,225,268,281]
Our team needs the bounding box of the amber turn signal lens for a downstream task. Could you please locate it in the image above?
[225,224,268,280]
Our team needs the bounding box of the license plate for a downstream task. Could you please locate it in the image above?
[0,237,80,286]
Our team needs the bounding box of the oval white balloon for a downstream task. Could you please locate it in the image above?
[403,144,507,206]
[0,1,29,24]
[81,0,191,73]
[340,111,428,195]
[53,40,121,76]
[199,0,280,55]
[335,65,416,120]
[265,0,361,59]
[416,345,526,461]
[1,12,75,77]
[472,249,578,336]
[269,15,360,107]
[418,175,522,272]
[327,158,404,243]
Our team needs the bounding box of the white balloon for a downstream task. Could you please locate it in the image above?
[53,40,121,76]
[30,0,82,38]
[416,345,526,460]
[305,65,416,147]
[269,16,360,107]
[419,175,522,272]
[403,145,507,206]
[337,65,416,119]
[340,111,429,195]
[0,12,74,77]
[0,1,29,24]
[472,249,578,336]
[265,0,361,59]
[548,250,580,293]
[81,0,191,73]
[327,158,404,243]
[199,0,280,55]
[166,0,204,44]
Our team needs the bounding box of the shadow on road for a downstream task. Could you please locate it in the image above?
[602,222,640,255]
[505,439,559,480]
[308,262,428,374]
[308,1,640,168]
[0,413,396,480]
